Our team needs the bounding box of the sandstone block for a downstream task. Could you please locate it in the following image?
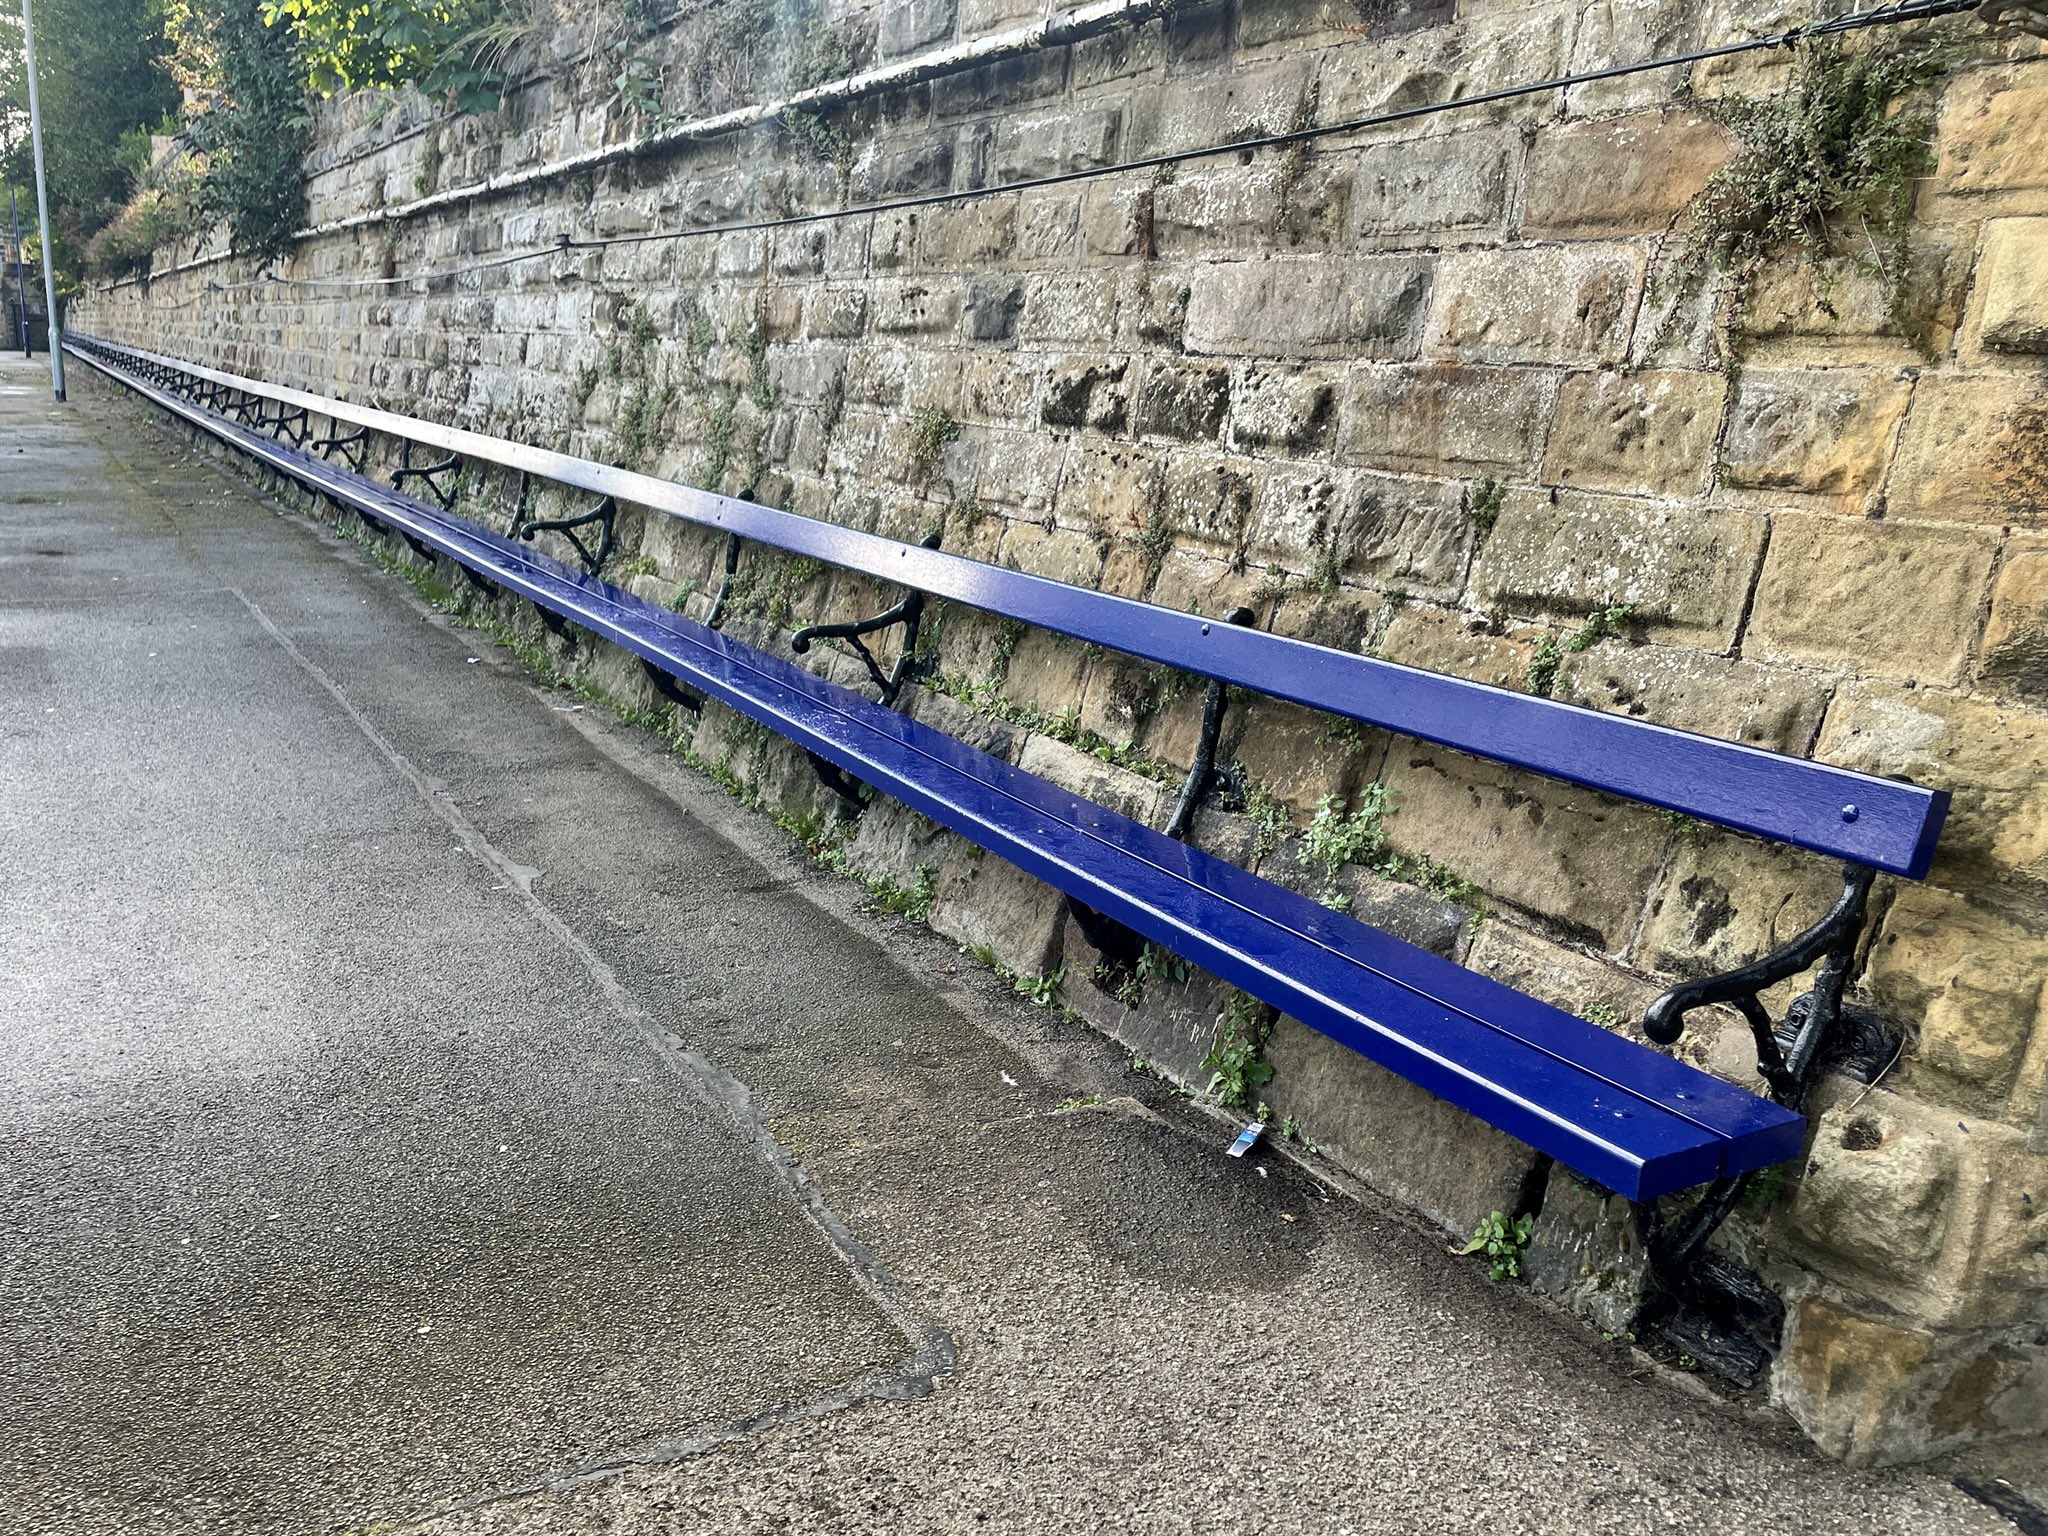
[991,107,1122,185]
[1471,491,1765,648]
[1227,366,1338,454]
[1351,129,1512,241]
[1464,921,1659,1028]
[1135,360,1231,441]
[1520,1167,1646,1336]
[1017,273,1121,346]
[1817,683,2048,892]
[878,0,957,59]
[916,199,1015,266]
[1376,606,1536,692]
[962,278,1025,344]
[1424,246,1642,365]
[1225,697,1374,819]
[1260,1016,1538,1240]
[996,519,1107,588]
[1379,744,1668,949]
[1776,1295,1938,1467]
[1745,516,1996,685]
[1339,364,1553,476]
[1267,585,1386,655]
[1971,218,2048,355]
[975,429,1065,515]
[1635,834,1850,1008]
[1240,463,1340,569]
[929,847,1065,976]
[1240,0,1449,48]
[1522,110,1731,238]
[1981,543,2048,700]
[1017,734,1167,825]
[1884,374,2048,524]
[1337,473,1473,599]
[870,279,962,337]
[1933,75,2048,200]
[1553,641,1827,755]
[1721,370,1914,499]
[1062,441,1160,539]
[1542,368,1723,497]
[1783,1096,1965,1305]
[1183,257,1433,360]
[1159,450,1255,550]
[1039,356,1130,432]
[1868,884,2047,1092]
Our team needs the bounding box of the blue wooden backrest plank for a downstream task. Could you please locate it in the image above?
[117,355,1801,1201]
[73,337,1950,877]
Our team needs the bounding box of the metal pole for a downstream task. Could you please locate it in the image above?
[10,187,31,356]
[20,0,65,399]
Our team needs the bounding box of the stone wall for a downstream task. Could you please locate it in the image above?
[75,0,2048,1465]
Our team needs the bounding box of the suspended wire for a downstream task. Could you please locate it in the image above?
[146,0,1990,303]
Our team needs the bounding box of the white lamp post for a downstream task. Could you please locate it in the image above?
[19,0,65,400]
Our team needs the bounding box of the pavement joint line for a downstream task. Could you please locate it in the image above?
[222,582,959,1516]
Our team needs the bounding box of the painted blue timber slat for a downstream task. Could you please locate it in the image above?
[71,336,1950,879]
[76,339,1808,1202]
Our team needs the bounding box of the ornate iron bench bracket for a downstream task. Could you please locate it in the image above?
[790,531,943,709]
[513,491,617,576]
[312,424,369,474]
[391,440,462,512]
[786,531,943,812]
[1636,861,1890,1290]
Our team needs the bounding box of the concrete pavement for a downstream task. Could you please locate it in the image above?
[0,350,2029,1533]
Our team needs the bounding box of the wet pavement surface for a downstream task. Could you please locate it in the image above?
[0,352,2032,1534]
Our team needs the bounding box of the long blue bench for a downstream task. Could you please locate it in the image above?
[67,335,1947,1237]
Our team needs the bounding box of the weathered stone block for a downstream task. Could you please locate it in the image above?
[1542,368,1723,497]
[991,107,1122,184]
[1776,1295,1938,1467]
[1523,110,1731,238]
[1981,543,2048,700]
[1745,516,1996,685]
[1376,606,1535,692]
[1134,360,1232,441]
[1017,272,1121,346]
[1471,491,1765,648]
[1520,1167,1646,1336]
[1553,641,1827,754]
[976,429,1065,515]
[1267,586,1383,657]
[1337,473,1473,599]
[1635,833,1848,1006]
[1017,734,1167,825]
[1339,364,1553,476]
[878,0,957,59]
[1869,885,2047,1092]
[1241,463,1343,569]
[1721,370,1914,499]
[1241,0,1449,48]
[1183,256,1433,360]
[1226,697,1373,819]
[1260,1016,1538,1240]
[916,200,1015,266]
[929,847,1065,976]
[1227,366,1338,454]
[870,279,963,336]
[1062,441,1160,539]
[1970,218,2048,355]
[1039,356,1130,432]
[1782,1097,1965,1309]
[1158,451,1255,550]
[1380,744,1668,949]
[1933,75,2048,200]
[1882,375,2048,524]
[1425,246,1642,365]
[996,519,1107,588]
[1465,921,1658,1028]
[962,278,1025,344]
[1351,129,1512,241]
[1817,683,2048,892]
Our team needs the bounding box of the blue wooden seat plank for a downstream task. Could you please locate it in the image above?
[82,339,1949,879]
[102,367,1802,1201]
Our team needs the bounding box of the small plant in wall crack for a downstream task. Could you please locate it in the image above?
[904,406,959,493]
[1462,1210,1535,1282]
[1302,785,1393,908]
[1203,993,1275,1109]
